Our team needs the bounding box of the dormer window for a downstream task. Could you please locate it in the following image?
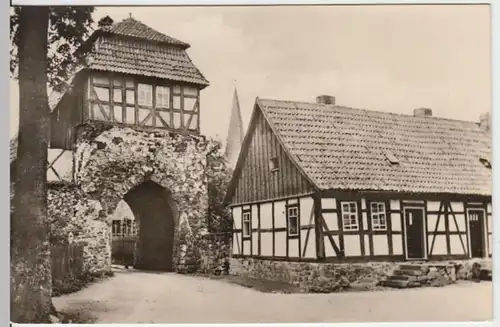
[480,158,491,169]
[269,157,279,172]
[384,151,399,165]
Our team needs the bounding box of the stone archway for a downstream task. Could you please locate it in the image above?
[72,125,216,274]
[123,181,178,271]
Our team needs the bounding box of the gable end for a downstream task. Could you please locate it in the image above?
[225,102,315,206]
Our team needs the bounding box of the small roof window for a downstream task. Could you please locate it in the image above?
[384,151,399,165]
[480,158,491,169]
[269,157,279,172]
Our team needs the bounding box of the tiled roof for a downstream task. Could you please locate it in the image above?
[256,98,491,196]
[80,17,209,86]
[88,37,209,86]
[107,17,190,49]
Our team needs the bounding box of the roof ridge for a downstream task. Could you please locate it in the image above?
[258,97,483,126]
[108,16,190,49]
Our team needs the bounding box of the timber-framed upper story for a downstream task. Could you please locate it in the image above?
[224,95,492,206]
[44,15,209,150]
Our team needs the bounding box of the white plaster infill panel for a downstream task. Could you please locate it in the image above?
[47,148,74,183]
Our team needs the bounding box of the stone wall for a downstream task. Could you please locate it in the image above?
[198,232,232,273]
[47,184,110,273]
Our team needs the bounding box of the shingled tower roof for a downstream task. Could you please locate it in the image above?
[80,15,209,87]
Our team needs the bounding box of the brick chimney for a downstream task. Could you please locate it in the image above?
[316,95,336,105]
[479,113,490,131]
[413,107,432,117]
[98,15,114,30]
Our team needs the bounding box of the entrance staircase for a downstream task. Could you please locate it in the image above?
[380,264,431,288]
[380,259,492,289]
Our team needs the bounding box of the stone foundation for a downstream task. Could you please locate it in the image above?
[229,257,493,292]
[229,258,397,292]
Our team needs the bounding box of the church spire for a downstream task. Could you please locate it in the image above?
[225,86,244,169]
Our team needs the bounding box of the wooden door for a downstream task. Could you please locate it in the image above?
[405,208,425,259]
[468,210,485,258]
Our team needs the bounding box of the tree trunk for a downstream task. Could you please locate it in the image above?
[10,6,53,323]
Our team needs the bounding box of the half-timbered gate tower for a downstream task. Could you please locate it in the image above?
[17,16,215,273]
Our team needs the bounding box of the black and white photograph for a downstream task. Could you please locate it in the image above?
[9,3,494,324]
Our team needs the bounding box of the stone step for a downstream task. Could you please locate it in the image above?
[388,274,416,281]
[480,269,492,281]
[389,274,429,282]
[399,264,428,272]
[428,264,454,271]
[407,281,423,288]
[380,279,410,288]
[479,260,493,271]
[394,269,424,276]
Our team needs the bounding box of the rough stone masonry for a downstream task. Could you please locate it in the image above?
[47,123,222,274]
[230,257,493,292]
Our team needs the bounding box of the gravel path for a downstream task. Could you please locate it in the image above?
[53,269,492,323]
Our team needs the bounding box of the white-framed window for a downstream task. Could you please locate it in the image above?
[138,83,153,106]
[156,86,170,109]
[112,219,137,237]
[287,205,299,236]
[112,220,122,236]
[242,211,251,237]
[122,218,137,236]
[341,201,359,231]
[370,202,387,231]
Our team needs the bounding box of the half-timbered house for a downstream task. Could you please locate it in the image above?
[225,95,492,265]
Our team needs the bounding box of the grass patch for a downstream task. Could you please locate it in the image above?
[53,270,115,297]
[207,275,302,294]
[55,310,98,324]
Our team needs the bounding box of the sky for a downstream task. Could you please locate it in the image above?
[9,4,491,142]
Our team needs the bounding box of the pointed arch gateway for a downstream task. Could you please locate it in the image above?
[105,174,183,272]
[74,126,213,273]
[128,181,178,270]
[112,180,179,271]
